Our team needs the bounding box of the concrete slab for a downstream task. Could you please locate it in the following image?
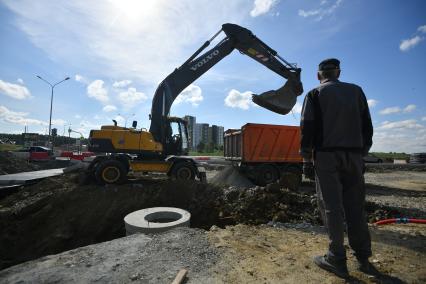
[0,227,218,284]
[0,168,65,186]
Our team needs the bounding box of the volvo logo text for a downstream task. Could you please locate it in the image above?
[190,50,220,71]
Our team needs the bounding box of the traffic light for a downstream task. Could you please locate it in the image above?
[51,128,57,137]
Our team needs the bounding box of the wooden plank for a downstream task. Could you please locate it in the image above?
[171,269,188,284]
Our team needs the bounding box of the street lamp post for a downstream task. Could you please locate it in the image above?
[36,75,70,146]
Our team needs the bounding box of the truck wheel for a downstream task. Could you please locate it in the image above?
[95,159,127,184]
[255,164,279,186]
[171,162,195,181]
[280,166,302,191]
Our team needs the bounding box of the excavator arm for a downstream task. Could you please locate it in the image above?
[149,23,303,145]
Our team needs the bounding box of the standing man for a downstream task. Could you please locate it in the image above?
[300,58,375,278]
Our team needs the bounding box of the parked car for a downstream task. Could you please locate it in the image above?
[15,146,53,161]
[363,154,383,163]
[409,153,426,164]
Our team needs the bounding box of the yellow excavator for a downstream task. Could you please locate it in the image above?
[86,23,303,184]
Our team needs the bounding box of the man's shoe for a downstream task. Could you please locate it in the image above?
[313,255,349,279]
[357,258,381,276]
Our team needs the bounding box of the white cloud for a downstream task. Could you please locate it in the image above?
[118,87,148,107]
[87,80,109,103]
[399,36,423,52]
[250,0,279,17]
[74,114,82,119]
[51,119,66,126]
[378,119,423,130]
[113,80,132,88]
[298,9,321,17]
[379,104,416,115]
[175,84,203,107]
[0,79,32,100]
[379,106,401,115]
[298,0,342,21]
[367,99,378,108]
[224,89,254,110]
[75,74,84,82]
[418,25,426,33]
[114,115,125,125]
[17,78,24,84]
[76,120,102,137]
[422,116,426,121]
[292,102,303,114]
[403,104,416,113]
[103,105,117,112]
[2,1,249,86]
[372,129,426,153]
[0,105,46,126]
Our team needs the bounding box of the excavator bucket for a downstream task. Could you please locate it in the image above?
[252,79,304,115]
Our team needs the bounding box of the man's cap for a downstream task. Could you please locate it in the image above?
[318,58,340,71]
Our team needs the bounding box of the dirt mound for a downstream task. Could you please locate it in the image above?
[0,152,39,174]
[210,166,254,187]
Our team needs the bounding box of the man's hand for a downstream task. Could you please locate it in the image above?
[303,161,315,180]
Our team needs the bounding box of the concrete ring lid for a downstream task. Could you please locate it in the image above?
[124,207,191,235]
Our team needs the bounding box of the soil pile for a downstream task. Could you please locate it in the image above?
[210,166,254,187]
[0,152,39,174]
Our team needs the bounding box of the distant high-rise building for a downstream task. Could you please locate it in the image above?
[194,123,202,149]
[211,125,225,146]
[200,123,209,144]
[217,126,224,146]
[185,115,224,150]
[183,115,196,149]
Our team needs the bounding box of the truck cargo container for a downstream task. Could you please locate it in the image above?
[224,123,303,186]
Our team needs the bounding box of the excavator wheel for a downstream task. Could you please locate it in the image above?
[255,164,279,186]
[171,162,196,181]
[95,159,128,185]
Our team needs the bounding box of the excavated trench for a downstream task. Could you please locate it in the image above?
[0,172,402,270]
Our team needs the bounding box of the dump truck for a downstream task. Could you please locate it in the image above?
[224,123,303,186]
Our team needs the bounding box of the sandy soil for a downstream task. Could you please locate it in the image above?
[208,223,425,284]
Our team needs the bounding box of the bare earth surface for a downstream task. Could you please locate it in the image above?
[208,224,425,284]
[0,169,424,283]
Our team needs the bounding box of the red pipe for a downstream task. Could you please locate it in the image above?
[374,218,426,225]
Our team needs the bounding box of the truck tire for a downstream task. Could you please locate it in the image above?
[171,162,196,181]
[280,166,302,191]
[95,159,128,184]
[255,164,279,186]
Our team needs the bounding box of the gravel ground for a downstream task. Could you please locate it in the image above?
[365,171,426,217]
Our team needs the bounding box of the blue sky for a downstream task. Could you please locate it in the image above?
[0,0,425,153]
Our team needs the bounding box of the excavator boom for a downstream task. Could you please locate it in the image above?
[150,23,303,146]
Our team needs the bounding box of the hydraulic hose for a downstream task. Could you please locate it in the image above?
[374,218,426,226]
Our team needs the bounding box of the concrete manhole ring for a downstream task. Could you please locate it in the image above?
[124,207,191,235]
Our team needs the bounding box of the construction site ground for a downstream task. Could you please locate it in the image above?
[0,154,425,283]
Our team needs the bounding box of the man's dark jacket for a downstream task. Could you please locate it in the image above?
[300,79,373,158]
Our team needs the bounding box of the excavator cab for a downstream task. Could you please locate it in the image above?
[164,117,189,156]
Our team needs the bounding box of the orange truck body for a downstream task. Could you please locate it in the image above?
[224,123,303,186]
[224,123,302,163]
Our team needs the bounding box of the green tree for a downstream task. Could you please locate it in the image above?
[197,141,205,152]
